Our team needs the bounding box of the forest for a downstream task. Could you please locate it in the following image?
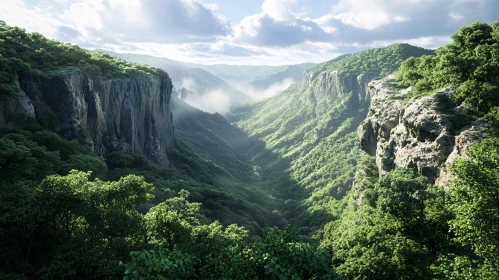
[0,19,499,279]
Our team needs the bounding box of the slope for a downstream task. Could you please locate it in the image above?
[229,44,434,232]
[249,63,315,90]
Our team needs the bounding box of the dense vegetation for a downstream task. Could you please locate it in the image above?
[312,43,433,79]
[318,138,499,279]
[0,126,338,278]
[0,22,335,279]
[397,21,499,114]
[2,19,499,279]
[229,43,434,234]
[318,21,499,279]
[0,20,164,99]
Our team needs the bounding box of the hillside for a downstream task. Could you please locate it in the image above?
[229,44,434,230]
[92,51,314,111]
[321,22,499,279]
[0,22,299,279]
[249,63,315,90]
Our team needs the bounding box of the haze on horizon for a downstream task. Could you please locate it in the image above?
[1,0,499,65]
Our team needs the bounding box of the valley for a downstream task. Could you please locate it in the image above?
[1,17,499,280]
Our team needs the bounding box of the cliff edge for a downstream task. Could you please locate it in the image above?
[357,75,483,184]
[0,69,174,165]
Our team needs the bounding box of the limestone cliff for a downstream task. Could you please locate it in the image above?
[0,69,174,165]
[300,70,371,108]
[357,75,483,184]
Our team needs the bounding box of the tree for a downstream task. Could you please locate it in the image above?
[321,168,435,280]
[145,190,201,249]
[447,138,499,277]
[397,21,499,114]
[376,168,429,235]
[37,171,154,279]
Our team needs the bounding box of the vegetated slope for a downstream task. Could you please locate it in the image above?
[321,21,499,280]
[249,63,315,89]
[229,44,434,232]
[1,21,312,279]
[170,96,281,231]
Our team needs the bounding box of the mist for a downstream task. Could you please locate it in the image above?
[184,89,231,114]
[240,78,295,101]
[177,78,296,114]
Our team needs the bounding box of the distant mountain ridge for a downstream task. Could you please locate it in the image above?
[90,49,315,112]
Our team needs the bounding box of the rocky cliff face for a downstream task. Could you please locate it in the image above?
[300,70,371,108]
[1,70,174,165]
[357,75,483,184]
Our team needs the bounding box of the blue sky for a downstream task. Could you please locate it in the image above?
[1,0,499,65]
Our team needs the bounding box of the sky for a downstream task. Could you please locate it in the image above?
[1,0,499,65]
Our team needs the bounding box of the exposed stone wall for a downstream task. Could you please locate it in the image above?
[357,75,483,184]
[0,70,174,165]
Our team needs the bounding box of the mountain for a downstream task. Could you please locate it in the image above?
[249,63,315,90]
[91,51,315,112]
[228,44,435,229]
[91,50,252,112]
[194,63,314,85]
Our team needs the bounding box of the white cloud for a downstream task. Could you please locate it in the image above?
[243,78,296,101]
[327,0,418,30]
[234,1,331,48]
[449,12,464,20]
[262,0,297,21]
[0,0,61,38]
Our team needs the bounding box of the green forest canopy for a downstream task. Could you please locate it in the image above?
[0,20,165,99]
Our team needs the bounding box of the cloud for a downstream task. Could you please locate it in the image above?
[0,0,61,38]
[262,0,297,21]
[2,0,499,65]
[234,13,331,47]
[243,78,295,101]
[316,0,499,46]
[1,0,230,45]
[62,0,230,44]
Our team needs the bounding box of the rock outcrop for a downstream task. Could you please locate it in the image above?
[357,75,483,184]
[1,69,174,165]
[300,70,371,107]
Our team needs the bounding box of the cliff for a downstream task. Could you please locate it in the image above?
[357,75,483,184]
[0,69,174,165]
[300,70,370,108]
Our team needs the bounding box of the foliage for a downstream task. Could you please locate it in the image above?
[311,43,433,79]
[0,20,165,98]
[230,43,433,235]
[321,167,452,280]
[445,138,499,277]
[397,21,499,114]
[125,225,338,280]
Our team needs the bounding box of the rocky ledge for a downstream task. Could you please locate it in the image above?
[357,75,483,184]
